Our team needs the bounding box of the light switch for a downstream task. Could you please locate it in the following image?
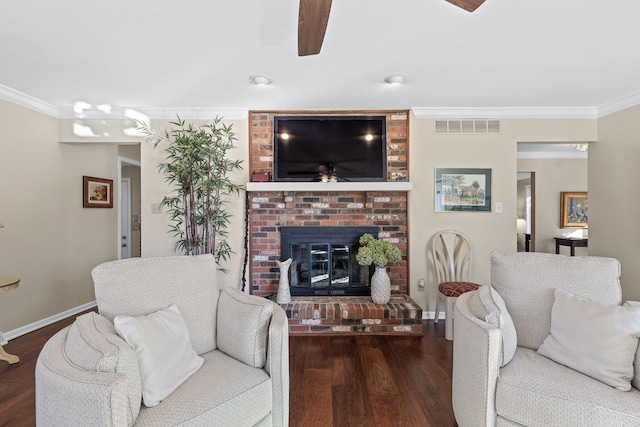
[496,202,503,214]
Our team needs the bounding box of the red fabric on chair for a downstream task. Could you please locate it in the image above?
[438,281,480,297]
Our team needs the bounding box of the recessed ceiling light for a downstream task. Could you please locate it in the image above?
[250,75,272,86]
[384,74,405,85]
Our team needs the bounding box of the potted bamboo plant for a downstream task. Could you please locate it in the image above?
[141,116,243,267]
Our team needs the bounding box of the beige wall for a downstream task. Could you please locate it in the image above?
[0,97,609,332]
[591,105,640,301]
[409,117,597,314]
[140,118,250,290]
[0,100,118,331]
[517,158,588,255]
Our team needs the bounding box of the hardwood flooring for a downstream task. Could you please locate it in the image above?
[0,317,455,427]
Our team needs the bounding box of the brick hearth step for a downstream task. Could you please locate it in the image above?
[278,295,423,336]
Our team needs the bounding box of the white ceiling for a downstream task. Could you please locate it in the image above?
[0,0,640,125]
[1,0,640,119]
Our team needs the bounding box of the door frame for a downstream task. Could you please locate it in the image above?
[118,156,141,259]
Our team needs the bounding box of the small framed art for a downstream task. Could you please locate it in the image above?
[83,176,113,208]
[435,168,492,212]
[560,191,588,228]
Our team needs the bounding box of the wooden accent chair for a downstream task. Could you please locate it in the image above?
[432,230,480,340]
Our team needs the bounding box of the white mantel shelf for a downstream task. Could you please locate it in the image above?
[245,182,413,192]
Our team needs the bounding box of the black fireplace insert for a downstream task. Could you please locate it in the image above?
[280,226,378,296]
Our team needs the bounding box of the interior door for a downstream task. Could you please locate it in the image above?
[120,178,131,259]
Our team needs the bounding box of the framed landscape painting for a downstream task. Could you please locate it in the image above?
[560,191,588,228]
[435,168,491,212]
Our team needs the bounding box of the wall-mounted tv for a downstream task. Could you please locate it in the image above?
[273,115,387,182]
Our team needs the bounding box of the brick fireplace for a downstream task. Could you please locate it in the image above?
[246,110,422,335]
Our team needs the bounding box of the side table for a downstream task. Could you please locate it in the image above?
[554,237,588,257]
[0,277,20,364]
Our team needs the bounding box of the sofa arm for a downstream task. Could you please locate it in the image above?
[265,303,290,427]
[452,291,503,427]
[216,288,289,426]
[36,327,133,427]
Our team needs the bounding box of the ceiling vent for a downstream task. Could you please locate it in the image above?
[434,119,500,134]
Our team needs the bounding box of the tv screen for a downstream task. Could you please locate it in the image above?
[273,116,387,182]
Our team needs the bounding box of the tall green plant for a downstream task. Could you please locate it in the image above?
[141,116,243,265]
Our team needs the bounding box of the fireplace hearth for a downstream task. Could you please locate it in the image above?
[280,226,378,296]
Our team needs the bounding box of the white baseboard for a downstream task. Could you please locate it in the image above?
[5,301,97,341]
[422,311,445,320]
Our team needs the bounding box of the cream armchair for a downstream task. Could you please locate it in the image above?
[452,252,640,427]
[36,255,289,426]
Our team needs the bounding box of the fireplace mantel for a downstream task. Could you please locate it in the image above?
[246,182,413,192]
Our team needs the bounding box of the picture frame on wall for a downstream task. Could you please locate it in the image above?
[435,168,492,212]
[560,191,588,228]
[83,176,113,208]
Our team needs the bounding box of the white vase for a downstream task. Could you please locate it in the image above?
[371,266,391,304]
[276,258,293,304]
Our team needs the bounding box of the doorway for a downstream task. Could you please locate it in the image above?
[119,155,141,259]
[517,172,535,252]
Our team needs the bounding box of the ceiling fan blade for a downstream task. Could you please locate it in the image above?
[298,0,332,56]
[445,0,486,12]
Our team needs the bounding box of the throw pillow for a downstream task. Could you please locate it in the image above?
[114,304,204,407]
[537,289,640,391]
[65,312,142,424]
[216,288,273,368]
[625,301,640,390]
[468,285,518,366]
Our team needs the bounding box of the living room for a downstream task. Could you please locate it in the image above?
[2,1,640,426]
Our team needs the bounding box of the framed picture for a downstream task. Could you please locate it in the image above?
[435,168,492,212]
[560,191,588,228]
[83,176,113,208]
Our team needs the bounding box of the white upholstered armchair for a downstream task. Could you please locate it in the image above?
[453,252,640,426]
[36,255,289,426]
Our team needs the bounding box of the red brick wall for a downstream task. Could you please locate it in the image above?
[248,111,410,297]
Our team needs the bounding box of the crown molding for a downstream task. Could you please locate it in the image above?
[517,151,588,159]
[597,90,640,118]
[57,106,249,120]
[0,84,59,117]
[411,107,598,119]
[3,82,640,121]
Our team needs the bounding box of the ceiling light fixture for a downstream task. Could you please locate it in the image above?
[570,143,589,152]
[249,75,272,86]
[384,74,405,85]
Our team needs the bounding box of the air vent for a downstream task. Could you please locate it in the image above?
[434,119,501,134]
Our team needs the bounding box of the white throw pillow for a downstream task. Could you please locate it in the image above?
[537,289,640,391]
[114,304,204,407]
[216,288,273,368]
[624,301,640,390]
[468,285,517,366]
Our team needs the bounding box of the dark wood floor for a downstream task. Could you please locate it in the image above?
[0,317,455,427]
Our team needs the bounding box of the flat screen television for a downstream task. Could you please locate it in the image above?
[273,115,387,182]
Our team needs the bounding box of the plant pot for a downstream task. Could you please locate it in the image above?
[371,266,391,304]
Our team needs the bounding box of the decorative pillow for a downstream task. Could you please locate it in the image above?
[114,304,204,407]
[216,288,273,368]
[537,289,640,391]
[625,300,640,390]
[468,285,517,366]
[65,312,142,424]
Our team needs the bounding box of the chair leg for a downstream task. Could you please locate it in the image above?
[444,296,455,341]
[434,293,441,323]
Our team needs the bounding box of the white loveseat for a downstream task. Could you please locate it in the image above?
[36,255,289,426]
[452,252,640,427]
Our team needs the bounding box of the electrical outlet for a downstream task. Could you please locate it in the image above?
[0,331,8,346]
